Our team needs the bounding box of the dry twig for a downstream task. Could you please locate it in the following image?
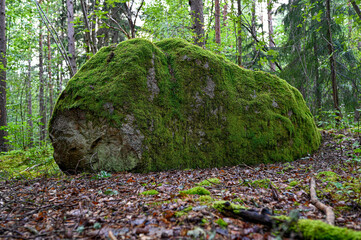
[310,176,335,225]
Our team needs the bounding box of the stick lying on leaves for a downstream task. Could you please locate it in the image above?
[310,176,335,225]
[213,201,361,240]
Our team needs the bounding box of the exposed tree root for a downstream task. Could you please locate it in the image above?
[310,176,335,225]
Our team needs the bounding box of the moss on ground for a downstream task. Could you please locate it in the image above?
[180,186,210,195]
[141,190,159,195]
[0,146,61,180]
[297,219,361,240]
[198,195,214,202]
[50,38,321,172]
[197,178,221,186]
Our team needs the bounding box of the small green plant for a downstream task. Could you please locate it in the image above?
[93,223,101,229]
[141,190,159,195]
[216,218,228,228]
[93,170,112,179]
[289,180,299,187]
[100,189,119,195]
[201,218,209,225]
[180,186,210,195]
[283,163,294,171]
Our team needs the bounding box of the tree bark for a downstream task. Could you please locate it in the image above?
[326,0,341,121]
[0,0,7,152]
[215,0,221,44]
[39,23,46,143]
[189,0,205,47]
[47,32,53,117]
[237,0,242,66]
[313,37,321,114]
[80,0,96,57]
[27,59,33,147]
[251,0,256,39]
[67,0,77,77]
[267,0,276,72]
[350,0,361,21]
[223,1,228,26]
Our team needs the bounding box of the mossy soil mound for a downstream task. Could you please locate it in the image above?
[49,38,321,173]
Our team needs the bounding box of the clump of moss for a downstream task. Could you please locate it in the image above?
[198,195,214,202]
[197,178,221,186]
[0,147,61,180]
[296,219,361,240]
[213,201,247,214]
[141,190,159,195]
[216,218,228,228]
[180,186,210,195]
[241,178,272,189]
[317,171,339,181]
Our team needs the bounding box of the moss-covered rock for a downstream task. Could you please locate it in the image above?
[49,38,321,173]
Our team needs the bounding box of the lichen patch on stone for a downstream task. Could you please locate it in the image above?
[203,77,215,99]
[147,54,159,101]
[121,115,144,159]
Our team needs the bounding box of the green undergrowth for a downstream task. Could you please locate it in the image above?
[0,145,62,180]
[51,38,321,172]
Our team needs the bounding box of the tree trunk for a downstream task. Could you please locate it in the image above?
[80,0,96,57]
[223,1,228,26]
[326,0,341,121]
[27,59,33,147]
[48,32,53,117]
[189,0,205,47]
[350,0,361,21]
[251,0,256,39]
[313,37,321,114]
[215,0,221,44]
[39,23,47,143]
[67,0,77,76]
[59,0,65,91]
[267,0,276,72]
[237,0,242,66]
[0,0,7,152]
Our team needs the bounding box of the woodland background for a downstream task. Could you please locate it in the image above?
[0,0,361,152]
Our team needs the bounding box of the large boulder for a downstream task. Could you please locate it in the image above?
[49,38,321,173]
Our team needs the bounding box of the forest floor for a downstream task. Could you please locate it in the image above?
[1,130,361,239]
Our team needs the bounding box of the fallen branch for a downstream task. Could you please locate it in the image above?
[21,163,41,173]
[213,201,273,227]
[310,177,335,225]
[214,201,361,240]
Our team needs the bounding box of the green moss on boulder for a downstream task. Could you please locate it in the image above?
[49,38,321,173]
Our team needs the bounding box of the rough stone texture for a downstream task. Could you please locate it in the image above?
[49,38,321,173]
